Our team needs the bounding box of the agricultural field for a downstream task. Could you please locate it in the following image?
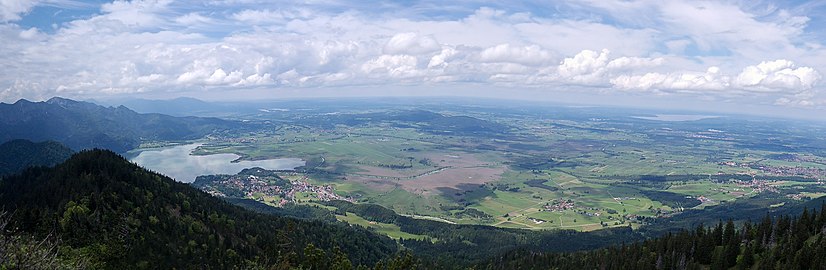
[140,100,826,235]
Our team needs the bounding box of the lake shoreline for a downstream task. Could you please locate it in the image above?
[130,143,305,183]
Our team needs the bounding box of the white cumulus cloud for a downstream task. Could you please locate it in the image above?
[361,54,421,78]
[610,60,820,94]
[478,44,554,66]
[205,68,243,85]
[0,0,41,22]
[734,60,820,91]
[1,1,825,113]
[556,49,611,83]
[555,49,663,84]
[611,67,729,92]
[236,73,272,86]
[427,47,457,69]
[383,32,441,55]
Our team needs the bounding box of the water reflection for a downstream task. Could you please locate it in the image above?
[131,144,304,183]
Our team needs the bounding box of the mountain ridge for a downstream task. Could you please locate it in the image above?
[0,97,243,153]
[0,149,400,268]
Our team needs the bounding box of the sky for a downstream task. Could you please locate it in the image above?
[2,0,826,119]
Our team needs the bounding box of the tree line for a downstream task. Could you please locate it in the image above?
[481,205,826,269]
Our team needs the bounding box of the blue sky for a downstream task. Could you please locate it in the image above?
[2,1,826,118]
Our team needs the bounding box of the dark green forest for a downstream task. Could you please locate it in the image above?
[482,207,826,270]
[323,200,640,265]
[0,149,407,269]
[0,139,73,177]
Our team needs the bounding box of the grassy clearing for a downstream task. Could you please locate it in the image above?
[367,188,448,217]
[335,212,433,241]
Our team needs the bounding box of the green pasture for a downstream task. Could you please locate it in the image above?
[335,212,432,241]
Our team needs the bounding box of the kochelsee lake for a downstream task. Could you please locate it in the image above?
[130,143,305,183]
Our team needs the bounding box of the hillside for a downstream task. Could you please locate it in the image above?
[0,150,400,269]
[483,206,826,269]
[0,98,242,153]
[323,200,641,265]
[0,139,73,177]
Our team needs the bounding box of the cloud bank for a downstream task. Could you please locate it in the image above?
[0,0,825,110]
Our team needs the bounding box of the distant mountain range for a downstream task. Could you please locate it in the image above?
[97,97,226,117]
[0,139,73,177]
[0,97,243,153]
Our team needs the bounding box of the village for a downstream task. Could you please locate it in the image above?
[543,199,575,212]
[731,178,779,193]
[719,160,826,180]
[194,169,354,206]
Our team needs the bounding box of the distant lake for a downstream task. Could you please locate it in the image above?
[130,144,304,183]
[632,114,719,122]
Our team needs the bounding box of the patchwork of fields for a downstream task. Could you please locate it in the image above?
[157,103,826,235]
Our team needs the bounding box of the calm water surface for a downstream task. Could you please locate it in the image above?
[130,144,304,183]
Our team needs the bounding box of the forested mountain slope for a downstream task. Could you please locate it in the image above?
[483,206,826,270]
[0,149,401,269]
[0,139,73,177]
[0,98,241,153]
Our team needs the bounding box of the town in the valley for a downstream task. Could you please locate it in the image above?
[192,167,354,207]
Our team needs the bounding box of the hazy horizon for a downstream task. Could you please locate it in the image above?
[6,93,826,123]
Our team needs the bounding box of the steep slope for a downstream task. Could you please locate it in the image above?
[0,150,398,269]
[0,139,73,177]
[483,206,826,270]
[0,98,241,153]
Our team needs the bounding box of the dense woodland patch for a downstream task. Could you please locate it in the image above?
[483,206,826,270]
[0,150,403,269]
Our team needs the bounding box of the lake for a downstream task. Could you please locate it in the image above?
[130,143,305,183]
[632,114,719,121]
